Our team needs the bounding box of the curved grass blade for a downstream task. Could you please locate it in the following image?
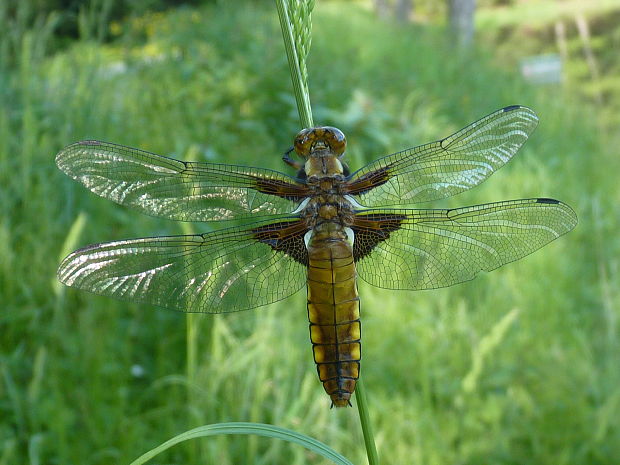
[129,422,354,465]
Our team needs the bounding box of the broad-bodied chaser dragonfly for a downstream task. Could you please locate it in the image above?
[57,105,577,407]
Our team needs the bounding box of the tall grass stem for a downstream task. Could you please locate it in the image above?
[275,0,314,128]
[181,221,198,384]
[355,378,380,465]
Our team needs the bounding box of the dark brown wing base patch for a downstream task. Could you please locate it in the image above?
[252,220,310,265]
[253,177,310,201]
[344,166,391,196]
[351,212,406,261]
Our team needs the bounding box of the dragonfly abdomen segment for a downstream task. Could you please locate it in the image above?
[307,236,361,407]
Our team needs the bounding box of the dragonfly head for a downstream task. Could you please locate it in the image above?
[294,126,347,158]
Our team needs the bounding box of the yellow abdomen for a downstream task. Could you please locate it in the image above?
[307,232,361,407]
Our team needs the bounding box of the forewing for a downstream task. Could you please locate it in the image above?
[346,106,539,206]
[352,198,577,290]
[57,218,309,313]
[56,140,310,222]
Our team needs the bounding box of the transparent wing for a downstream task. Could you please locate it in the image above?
[56,140,310,222]
[352,198,577,290]
[346,106,539,207]
[57,218,309,313]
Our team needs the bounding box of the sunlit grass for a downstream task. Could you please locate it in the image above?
[1,1,619,464]
[477,0,620,28]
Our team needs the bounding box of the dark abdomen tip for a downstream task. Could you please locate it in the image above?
[331,392,353,408]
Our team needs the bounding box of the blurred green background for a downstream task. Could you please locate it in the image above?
[1,0,619,463]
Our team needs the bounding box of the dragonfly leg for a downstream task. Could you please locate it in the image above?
[283,147,303,170]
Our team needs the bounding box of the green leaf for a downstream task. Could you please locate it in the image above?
[53,211,86,297]
[129,422,354,465]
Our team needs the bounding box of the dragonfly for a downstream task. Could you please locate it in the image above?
[56,105,577,407]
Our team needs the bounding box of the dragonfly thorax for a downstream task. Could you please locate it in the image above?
[305,156,345,178]
[301,195,356,230]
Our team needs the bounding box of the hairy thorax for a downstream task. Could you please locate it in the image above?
[301,176,355,232]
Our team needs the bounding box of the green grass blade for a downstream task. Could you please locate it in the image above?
[53,211,86,297]
[275,0,314,128]
[128,422,354,465]
[462,308,520,394]
[354,377,380,465]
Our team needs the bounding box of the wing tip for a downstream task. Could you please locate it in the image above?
[55,140,105,169]
[55,147,71,172]
[502,104,538,121]
[535,197,560,204]
[502,104,523,112]
[534,197,578,231]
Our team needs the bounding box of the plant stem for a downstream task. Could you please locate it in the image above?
[274,2,379,464]
[275,0,313,128]
[182,222,198,384]
[355,377,380,465]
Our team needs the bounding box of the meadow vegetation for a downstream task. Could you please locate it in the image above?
[1,1,619,464]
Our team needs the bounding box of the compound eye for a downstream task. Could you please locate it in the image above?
[293,128,314,157]
[324,127,346,156]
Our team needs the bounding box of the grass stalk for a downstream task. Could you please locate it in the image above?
[354,378,380,465]
[275,0,314,128]
[181,222,199,384]
[274,2,380,464]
